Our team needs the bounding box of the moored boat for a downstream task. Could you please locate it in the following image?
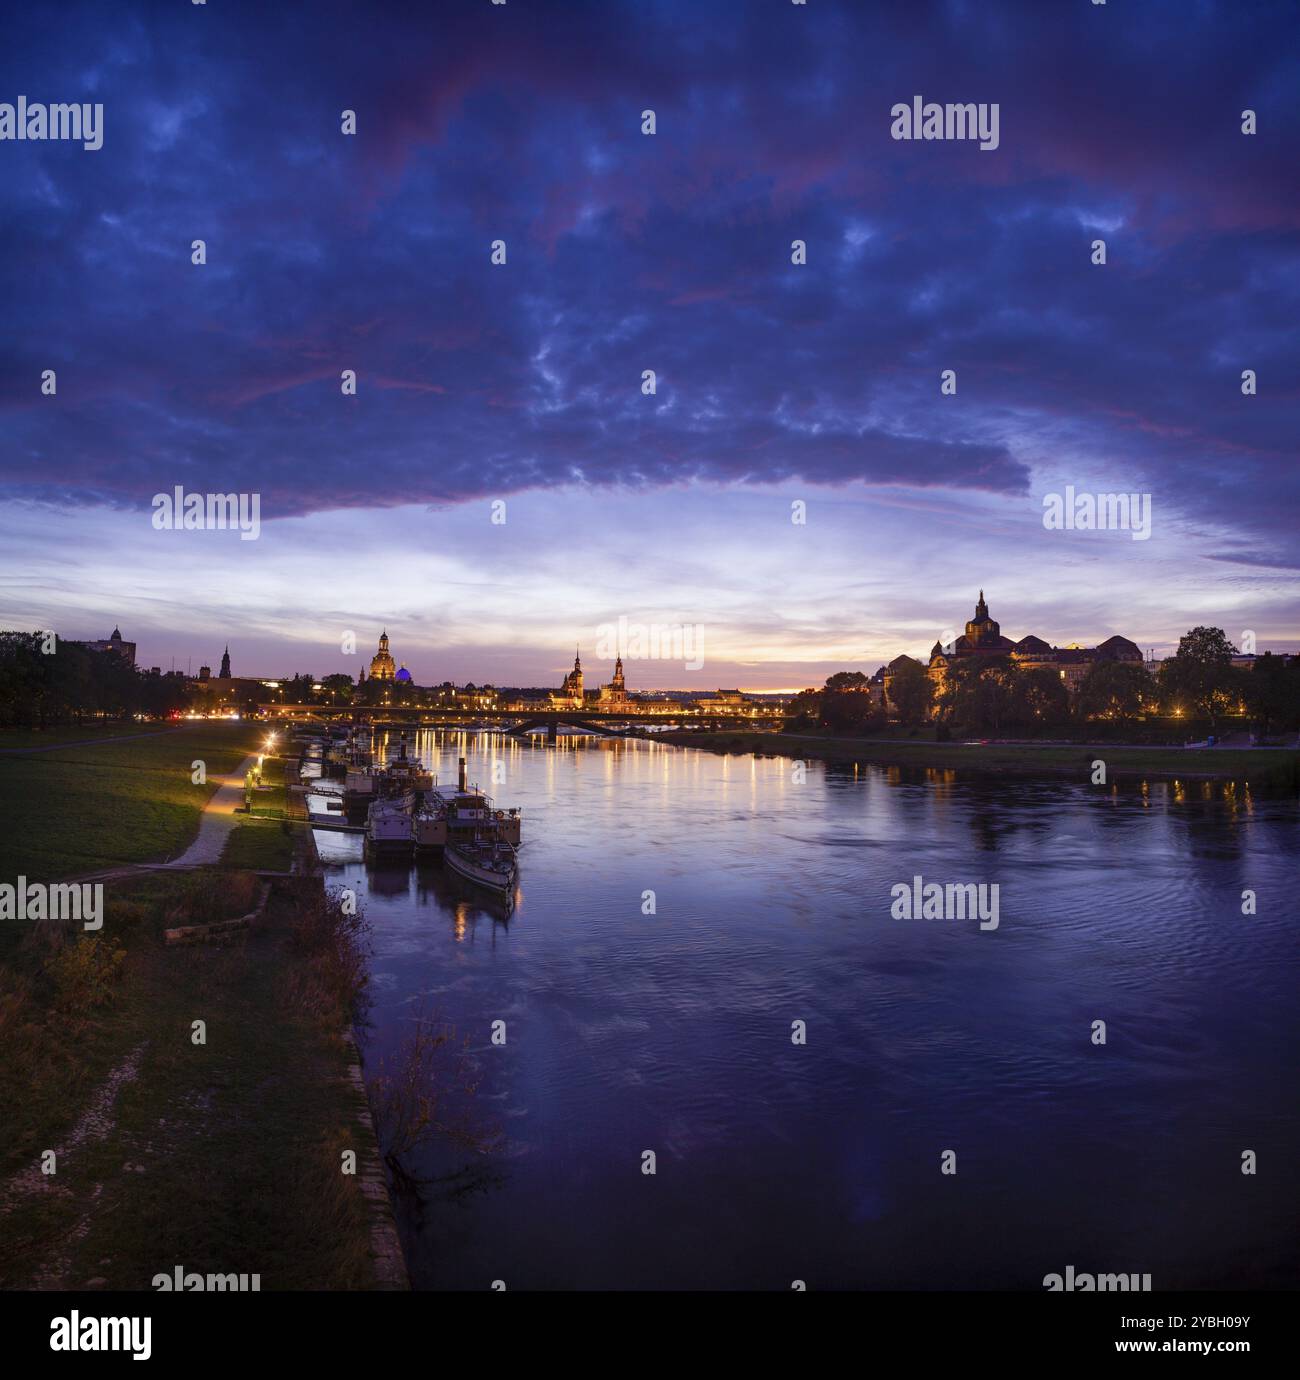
[345,765,377,795]
[435,756,522,846]
[364,797,413,858]
[444,835,517,894]
[378,731,434,795]
[413,799,448,853]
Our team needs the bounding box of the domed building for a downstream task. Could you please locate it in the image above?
[926,592,1143,702]
[73,625,137,667]
[369,631,397,681]
[395,665,412,684]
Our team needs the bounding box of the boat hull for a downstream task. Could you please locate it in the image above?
[445,842,516,893]
[365,800,414,859]
[413,814,448,851]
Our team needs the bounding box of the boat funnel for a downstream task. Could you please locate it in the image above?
[458,756,467,792]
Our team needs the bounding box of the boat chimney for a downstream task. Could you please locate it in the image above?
[458,756,467,792]
[399,731,407,761]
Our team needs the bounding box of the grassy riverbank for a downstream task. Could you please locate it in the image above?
[0,870,383,1290]
[220,815,298,872]
[0,721,266,881]
[659,730,1300,785]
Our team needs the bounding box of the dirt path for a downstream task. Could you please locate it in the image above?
[0,1042,148,1290]
[163,754,259,866]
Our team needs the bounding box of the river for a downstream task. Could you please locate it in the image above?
[310,729,1299,1290]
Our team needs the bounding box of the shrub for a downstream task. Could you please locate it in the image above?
[282,885,371,1028]
[45,935,127,1011]
[104,898,151,931]
[163,869,261,929]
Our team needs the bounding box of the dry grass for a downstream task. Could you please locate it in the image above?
[0,872,379,1290]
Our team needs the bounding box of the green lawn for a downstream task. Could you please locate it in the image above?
[0,722,262,882]
[245,752,289,819]
[0,724,185,751]
[221,817,299,872]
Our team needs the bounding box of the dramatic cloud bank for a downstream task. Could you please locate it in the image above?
[1,0,1296,680]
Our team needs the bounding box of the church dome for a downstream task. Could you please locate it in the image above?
[395,665,412,683]
[369,630,397,680]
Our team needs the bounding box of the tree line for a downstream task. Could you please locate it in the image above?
[785,628,1300,739]
[0,633,189,728]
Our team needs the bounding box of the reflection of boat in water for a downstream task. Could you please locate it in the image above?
[444,835,517,894]
[364,797,413,858]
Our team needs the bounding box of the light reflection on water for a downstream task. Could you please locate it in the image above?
[311,730,1300,1290]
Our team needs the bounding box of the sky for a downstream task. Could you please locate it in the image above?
[1,0,1297,690]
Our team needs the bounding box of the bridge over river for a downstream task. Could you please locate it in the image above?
[258,702,783,740]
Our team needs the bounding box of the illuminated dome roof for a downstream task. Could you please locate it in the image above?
[395,665,412,683]
[369,630,397,680]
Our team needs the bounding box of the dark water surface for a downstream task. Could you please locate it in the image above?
[312,731,1300,1291]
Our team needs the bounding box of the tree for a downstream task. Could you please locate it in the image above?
[320,673,355,705]
[932,659,973,725]
[1242,653,1300,735]
[1016,665,1071,727]
[0,631,187,726]
[824,671,870,691]
[1174,626,1237,664]
[888,659,933,726]
[818,687,884,735]
[1158,626,1239,727]
[938,658,1018,733]
[783,687,821,730]
[1076,660,1153,724]
[966,664,1019,734]
[284,672,317,704]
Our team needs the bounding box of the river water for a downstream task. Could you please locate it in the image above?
[310,730,1299,1291]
